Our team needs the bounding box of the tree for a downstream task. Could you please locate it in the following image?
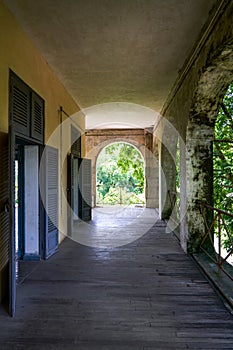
[96,143,145,204]
[213,83,233,250]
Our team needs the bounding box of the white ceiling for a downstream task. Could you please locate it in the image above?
[84,102,159,130]
[4,0,217,129]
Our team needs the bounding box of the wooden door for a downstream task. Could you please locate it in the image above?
[40,146,58,259]
[0,126,16,316]
[78,158,92,221]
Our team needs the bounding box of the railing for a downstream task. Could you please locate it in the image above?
[198,201,233,281]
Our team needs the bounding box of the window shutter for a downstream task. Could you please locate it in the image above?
[71,126,81,157]
[70,155,79,220]
[0,137,10,281]
[31,92,44,143]
[45,146,58,259]
[9,72,45,143]
[0,127,16,316]
[10,78,30,137]
[78,158,92,221]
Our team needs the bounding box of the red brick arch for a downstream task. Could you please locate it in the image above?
[85,128,158,208]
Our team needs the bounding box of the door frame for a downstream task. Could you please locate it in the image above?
[15,138,43,261]
[9,124,16,317]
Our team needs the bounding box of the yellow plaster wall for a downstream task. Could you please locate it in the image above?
[0,0,85,247]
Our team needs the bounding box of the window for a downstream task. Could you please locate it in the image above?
[9,71,44,144]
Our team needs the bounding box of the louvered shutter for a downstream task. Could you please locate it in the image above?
[78,158,92,221]
[10,77,30,137]
[0,135,10,303]
[41,146,59,259]
[71,126,81,158]
[31,92,44,143]
[67,154,79,236]
[71,155,79,220]
[9,72,44,143]
[0,126,16,316]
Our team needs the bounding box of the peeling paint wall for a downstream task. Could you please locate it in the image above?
[157,1,233,252]
[0,1,84,302]
[186,51,233,252]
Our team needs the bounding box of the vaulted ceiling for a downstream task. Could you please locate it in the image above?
[4,0,217,128]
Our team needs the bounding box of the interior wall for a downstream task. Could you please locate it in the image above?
[0,0,85,246]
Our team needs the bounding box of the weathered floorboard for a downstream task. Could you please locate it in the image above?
[0,213,233,350]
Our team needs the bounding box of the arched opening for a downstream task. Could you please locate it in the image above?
[214,83,233,212]
[186,41,233,253]
[213,82,233,264]
[96,142,145,206]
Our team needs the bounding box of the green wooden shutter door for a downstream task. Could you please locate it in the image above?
[45,146,58,259]
[0,126,16,316]
[71,126,81,158]
[78,158,92,221]
[0,135,10,305]
[40,146,59,259]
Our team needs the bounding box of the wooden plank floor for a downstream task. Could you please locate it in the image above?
[1,215,233,349]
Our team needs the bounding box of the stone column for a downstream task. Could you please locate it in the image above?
[144,129,159,208]
[159,119,177,220]
[179,139,187,252]
[186,114,214,253]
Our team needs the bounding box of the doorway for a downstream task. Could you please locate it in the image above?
[96,142,145,206]
[15,144,40,264]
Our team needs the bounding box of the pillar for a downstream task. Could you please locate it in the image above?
[145,129,159,208]
[186,114,214,253]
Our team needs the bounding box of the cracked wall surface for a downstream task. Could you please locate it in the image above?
[156,1,233,252]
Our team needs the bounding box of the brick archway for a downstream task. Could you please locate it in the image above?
[96,140,145,205]
[85,128,159,208]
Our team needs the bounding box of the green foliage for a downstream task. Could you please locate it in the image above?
[213,83,233,251]
[96,143,145,205]
[102,187,119,205]
[101,187,144,205]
